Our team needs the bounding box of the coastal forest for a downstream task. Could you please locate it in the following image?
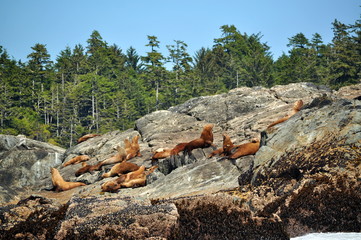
[0,18,360,147]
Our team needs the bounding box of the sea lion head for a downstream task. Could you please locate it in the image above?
[101,181,121,193]
[204,124,214,130]
[222,134,232,147]
[294,100,304,110]
[132,135,140,144]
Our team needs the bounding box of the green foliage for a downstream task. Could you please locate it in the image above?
[0,17,359,147]
[7,107,40,137]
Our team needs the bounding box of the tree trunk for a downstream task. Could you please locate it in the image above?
[236,70,239,88]
[96,97,99,131]
[156,81,159,111]
[56,85,59,137]
[69,117,73,147]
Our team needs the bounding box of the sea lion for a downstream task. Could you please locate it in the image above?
[51,168,86,192]
[183,124,216,154]
[228,138,260,159]
[102,161,140,178]
[267,100,303,128]
[152,142,189,160]
[200,124,214,144]
[101,166,146,192]
[208,134,234,158]
[75,162,103,177]
[75,146,127,176]
[77,133,101,144]
[62,155,90,167]
[170,142,188,156]
[151,142,188,160]
[101,166,158,192]
[151,148,173,160]
[132,135,142,156]
[124,138,131,150]
[125,135,142,160]
[101,146,127,165]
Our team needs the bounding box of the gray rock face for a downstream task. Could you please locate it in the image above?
[0,135,65,203]
[253,98,361,173]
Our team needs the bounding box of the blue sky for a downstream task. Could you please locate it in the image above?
[0,0,359,64]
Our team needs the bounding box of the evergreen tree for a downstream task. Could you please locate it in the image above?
[125,46,143,73]
[273,53,293,85]
[214,25,273,88]
[86,30,110,75]
[72,44,87,75]
[166,40,193,105]
[26,43,54,141]
[27,43,53,91]
[142,35,166,111]
[329,19,360,87]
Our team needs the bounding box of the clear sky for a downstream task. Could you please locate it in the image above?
[0,0,359,64]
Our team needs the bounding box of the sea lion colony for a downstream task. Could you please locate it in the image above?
[51,100,302,193]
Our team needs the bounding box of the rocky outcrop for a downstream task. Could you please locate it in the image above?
[0,135,65,203]
[243,134,361,237]
[0,82,360,239]
[0,195,66,239]
[55,195,179,239]
[0,194,288,240]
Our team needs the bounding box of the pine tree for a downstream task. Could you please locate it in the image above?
[125,46,143,73]
[166,40,193,105]
[142,35,166,111]
[329,19,360,87]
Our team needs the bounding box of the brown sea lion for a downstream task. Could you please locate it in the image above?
[101,166,146,192]
[75,146,127,176]
[101,146,127,165]
[208,134,234,158]
[124,138,131,150]
[125,135,142,160]
[62,155,90,167]
[152,142,189,160]
[267,100,303,128]
[170,142,188,156]
[151,148,173,160]
[75,162,103,177]
[200,124,214,144]
[101,166,158,192]
[51,168,86,192]
[102,161,140,178]
[77,133,101,144]
[131,135,141,155]
[228,138,260,159]
[183,124,216,154]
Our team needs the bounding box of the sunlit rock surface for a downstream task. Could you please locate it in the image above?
[0,82,360,239]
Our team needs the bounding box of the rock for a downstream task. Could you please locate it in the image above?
[253,98,361,172]
[0,135,65,203]
[0,82,360,239]
[0,194,289,239]
[0,195,66,239]
[167,194,289,240]
[54,195,179,240]
[334,82,361,100]
[249,137,361,237]
[137,156,241,199]
[238,97,361,237]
